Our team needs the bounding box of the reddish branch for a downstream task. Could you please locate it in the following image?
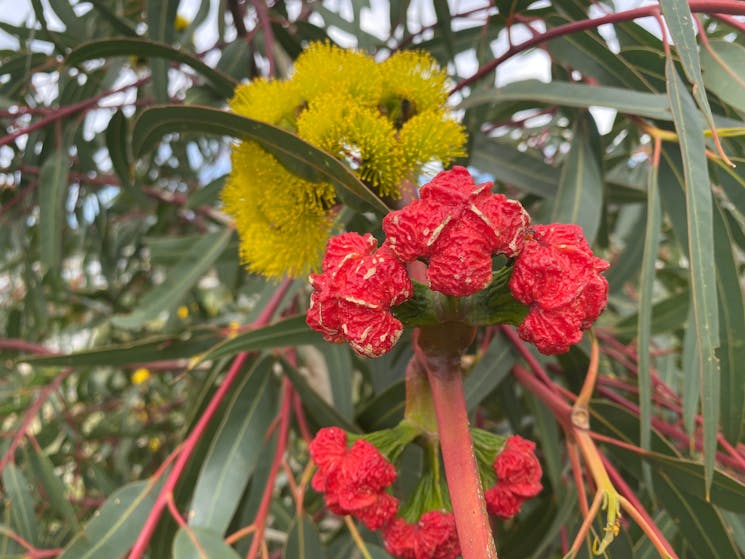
[127,279,292,559]
[453,0,745,93]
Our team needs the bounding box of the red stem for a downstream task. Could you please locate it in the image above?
[127,279,292,559]
[414,326,498,559]
[246,378,293,559]
[0,77,149,148]
[452,1,745,93]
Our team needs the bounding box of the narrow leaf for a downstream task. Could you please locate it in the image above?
[666,57,720,494]
[38,151,69,275]
[700,40,745,113]
[189,358,276,533]
[66,39,237,99]
[27,447,80,531]
[637,153,661,453]
[461,80,672,120]
[105,110,131,188]
[283,514,325,559]
[112,228,233,329]
[3,464,38,546]
[551,112,603,243]
[173,526,241,559]
[132,105,388,214]
[59,479,163,559]
[464,333,516,412]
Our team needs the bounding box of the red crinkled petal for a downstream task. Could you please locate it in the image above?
[467,192,531,257]
[383,198,452,262]
[494,436,543,499]
[384,518,418,559]
[517,305,584,355]
[342,439,397,493]
[417,511,461,559]
[309,427,347,472]
[577,272,609,328]
[338,301,405,358]
[322,232,377,276]
[485,484,523,519]
[427,221,494,296]
[306,278,344,343]
[354,492,399,531]
[420,166,490,206]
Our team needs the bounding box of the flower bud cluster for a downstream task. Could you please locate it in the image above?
[484,435,543,519]
[306,167,609,357]
[309,427,460,559]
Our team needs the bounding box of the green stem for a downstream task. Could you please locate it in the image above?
[415,325,498,559]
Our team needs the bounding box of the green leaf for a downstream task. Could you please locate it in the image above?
[637,152,661,453]
[432,0,455,62]
[551,111,603,243]
[38,151,70,275]
[3,464,38,546]
[712,200,745,443]
[320,344,355,421]
[356,381,406,431]
[700,40,745,113]
[470,136,558,198]
[659,0,718,135]
[666,57,720,494]
[283,514,325,559]
[66,39,237,99]
[283,357,360,433]
[173,526,241,559]
[146,0,179,103]
[461,80,672,121]
[105,110,131,188]
[189,358,276,534]
[59,479,163,559]
[200,315,323,362]
[464,333,516,412]
[112,228,233,329]
[131,105,389,214]
[27,447,80,531]
[20,329,221,368]
[87,0,138,36]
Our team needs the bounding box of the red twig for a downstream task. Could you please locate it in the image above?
[452,1,745,93]
[711,12,745,33]
[0,338,57,355]
[0,77,150,148]
[0,368,72,478]
[127,280,292,559]
[245,378,293,559]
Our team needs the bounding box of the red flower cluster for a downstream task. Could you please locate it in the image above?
[383,510,461,559]
[306,233,413,358]
[485,435,543,519]
[508,224,609,354]
[309,427,399,530]
[383,166,530,296]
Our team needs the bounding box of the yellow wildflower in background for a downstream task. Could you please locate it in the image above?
[224,42,466,279]
[174,14,190,32]
[222,141,336,279]
[131,368,151,385]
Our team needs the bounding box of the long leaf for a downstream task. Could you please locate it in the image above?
[131,105,389,214]
[700,40,745,113]
[66,39,237,99]
[189,358,276,533]
[464,333,516,412]
[551,111,603,243]
[637,151,661,453]
[3,465,38,546]
[283,514,325,559]
[461,80,672,120]
[111,228,233,329]
[38,151,69,275]
[59,479,163,559]
[666,56,719,495]
[173,527,241,559]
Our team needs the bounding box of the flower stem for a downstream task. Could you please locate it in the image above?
[414,325,498,559]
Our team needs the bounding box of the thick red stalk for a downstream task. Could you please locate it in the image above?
[414,325,498,559]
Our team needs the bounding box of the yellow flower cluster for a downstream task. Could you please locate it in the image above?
[222,43,467,279]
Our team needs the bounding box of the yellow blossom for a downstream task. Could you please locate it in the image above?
[221,141,337,278]
[131,368,151,385]
[379,51,449,124]
[174,14,190,32]
[292,42,382,106]
[148,437,162,452]
[399,111,467,172]
[229,79,303,129]
[177,305,189,319]
[297,93,405,198]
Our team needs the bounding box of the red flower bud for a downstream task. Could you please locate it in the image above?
[509,223,609,354]
[309,429,399,530]
[383,510,461,559]
[383,166,529,297]
[485,435,543,519]
[307,233,413,358]
[485,484,522,519]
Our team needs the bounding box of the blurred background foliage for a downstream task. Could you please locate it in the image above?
[1,0,745,557]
